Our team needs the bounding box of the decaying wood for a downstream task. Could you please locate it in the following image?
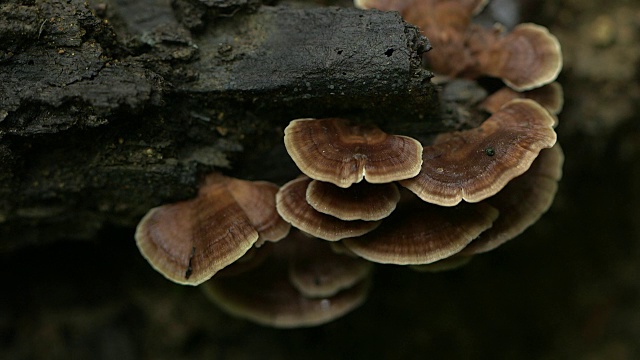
[0,0,450,249]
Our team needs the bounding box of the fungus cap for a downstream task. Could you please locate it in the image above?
[343,195,499,265]
[410,254,473,273]
[460,144,564,255]
[201,236,371,328]
[284,118,423,188]
[135,174,289,285]
[306,180,401,221]
[202,270,370,328]
[473,23,563,91]
[400,99,557,206]
[480,82,564,116]
[286,232,373,298]
[276,176,381,241]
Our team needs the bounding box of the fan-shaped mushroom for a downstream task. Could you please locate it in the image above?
[201,230,371,328]
[284,118,423,188]
[480,82,564,117]
[306,180,401,221]
[400,99,557,206]
[135,174,289,285]
[469,23,563,91]
[342,193,499,265]
[460,144,564,255]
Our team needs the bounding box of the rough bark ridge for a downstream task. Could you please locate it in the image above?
[0,0,442,250]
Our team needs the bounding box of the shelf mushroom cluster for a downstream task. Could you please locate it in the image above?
[277,98,560,267]
[133,0,565,328]
[276,118,423,240]
[135,174,374,327]
[202,230,373,328]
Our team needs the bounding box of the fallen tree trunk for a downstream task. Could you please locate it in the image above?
[0,0,448,250]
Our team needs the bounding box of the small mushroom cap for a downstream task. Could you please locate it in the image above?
[284,118,423,188]
[343,194,499,265]
[460,144,564,255]
[409,254,473,273]
[400,99,557,206]
[276,176,382,241]
[201,256,371,328]
[473,23,563,91]
[135,175,289,285]
[285,231,373,298]
[480,82,564,117]
[306,180,401,221]
[216,243,274,278]
[329,241,359,257]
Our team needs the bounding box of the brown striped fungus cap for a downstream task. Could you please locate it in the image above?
[135,174,290,286]
[342,194,499,265]
[460,144,564,255]
[480,82,564,116]
[201,230,371,328]
[276,176,381,241]
[469,23,563,91]
[400,99,557,207]
[286,231,373,298]
[201,262,370,328]
[284,118,423,188]
[306,180,401,221]
[409,254,474,273]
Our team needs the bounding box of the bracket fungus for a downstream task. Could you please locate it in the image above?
[342,193,499,265]
[131,0,566,328]
[276,176,382,241]
[400,99,557,206]
[286,231,373,298]
[201,230,371,328]
[480,82,564,116]
[467,23,563,91]
[460,144,564,255]
[284,118,423,188]
[306,180,401,221]
[135,174,290,285]
[409,254,474,273]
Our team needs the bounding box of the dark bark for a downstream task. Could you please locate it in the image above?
[0,0,458,250]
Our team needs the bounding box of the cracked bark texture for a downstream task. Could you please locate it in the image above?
[0,0,451,250]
